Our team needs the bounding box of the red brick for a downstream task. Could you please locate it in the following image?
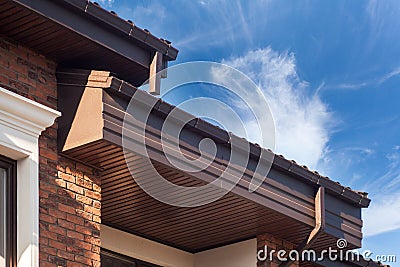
[67,182,84,195]
[39,252,49,261]
[76,225,92,235]
[75,255,92,265]
[74,240,92,251]
[84,235,101,246]
[84,190,101,201]
[76,194,92,205]
[77,177,92,190]
[92,215,101,223]
[49,224,66,236]
[57,250,75,261]
[48,208,67,220]
[58,171,76,183]
[58,219,75,230]
[17,73,36,87]
[76,210,93,221]
[67,261,85,267]
[1,36,104,267]
[40,213,57,224]
[84,251,100,262]
[41,246,57,256]
[76,163,94,175]
[91,245,100,254]
[49,239,66,251]
[93,200,101,209]
[40,229,58,241]
[58,203,76,215]
[40,261,56,267]
[55,178,67,188]
[40,148,58,161]
[67,230,84,240]
[39,181,57,194]
[66,214,84,225]
[92,184,101,192]
[84,205,100,216]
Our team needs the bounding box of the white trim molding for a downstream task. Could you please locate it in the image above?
[0,87,60,267]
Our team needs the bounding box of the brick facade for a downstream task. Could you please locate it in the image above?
[0,36,101,267]
[257,233,300,267]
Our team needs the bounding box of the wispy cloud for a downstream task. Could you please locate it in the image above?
[98,0,114,8]
[130,3,167,21]
[368,151,400,193]
[344,147,375,155]
[111,2,168,37]
[366,0,379,21]
[331,82,369,90]
[363,191,400,237]
[219,47,334,169]
[323,66,400,91]
[378,67,400,84]
[176,0,272,50]
[363,148,400,237]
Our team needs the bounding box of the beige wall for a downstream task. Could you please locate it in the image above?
[194,239,257,267]
[101,225,256,267]
[101,225,194,267]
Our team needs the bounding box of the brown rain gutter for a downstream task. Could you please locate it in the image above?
[280,186,326,267]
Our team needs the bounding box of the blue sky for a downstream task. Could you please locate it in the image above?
[102,0,399,263]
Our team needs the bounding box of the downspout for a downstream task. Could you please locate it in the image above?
[280,186,326,267]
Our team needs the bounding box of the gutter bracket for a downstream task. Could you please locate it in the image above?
[279,186,325,267]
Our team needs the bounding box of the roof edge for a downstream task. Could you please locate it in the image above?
[13,0,178,61]
[62,0,179,60]
[104,76,371,208]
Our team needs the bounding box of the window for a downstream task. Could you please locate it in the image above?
[0,87,60,266]
[0,155,16,267]
[101,249,162,267]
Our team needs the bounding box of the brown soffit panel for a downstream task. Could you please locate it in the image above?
[1,0,178,86]
[104,76,371,208]
[11,0,178,60]
[57,70,368,251]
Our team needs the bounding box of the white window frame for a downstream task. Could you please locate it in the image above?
[0,87,60,267]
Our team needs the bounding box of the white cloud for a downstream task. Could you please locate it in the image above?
[176,1,272,49]
[130,3,166,21]
[363,191,400,237]
[98,0,114,8]
[345,147,375,155]
[379,67,400,84]
[331,82,369,90]
[322,66,400,91]
[220,47,334,169]
[368,151,400,192]
[363,150,400,237]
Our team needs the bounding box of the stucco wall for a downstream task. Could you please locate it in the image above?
[101,225,257,267]
[194,239,257,267]
[101,225,194,267]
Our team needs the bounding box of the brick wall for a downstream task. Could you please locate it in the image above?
[40,159,101,267]
[0,35,101,267]
[257,233,299,267]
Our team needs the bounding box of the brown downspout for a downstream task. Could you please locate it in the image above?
[280,186,326,267]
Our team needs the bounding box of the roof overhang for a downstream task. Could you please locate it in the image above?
[57,69,370,253]
[0,0,178,86]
